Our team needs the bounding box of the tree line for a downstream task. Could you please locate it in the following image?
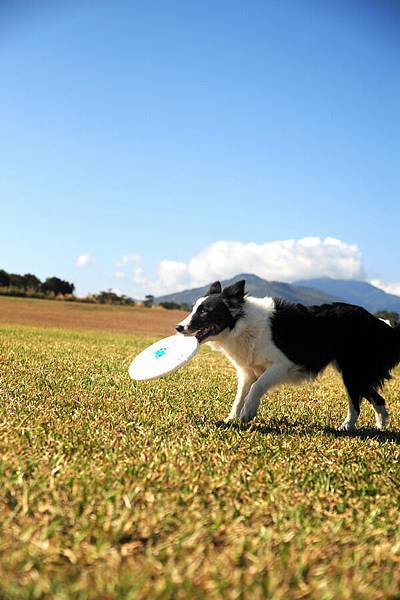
[90,290,135,306]
[0,269,138,305]
[0,268,188,309]
[0,269,74,297]
[143,295,189,311]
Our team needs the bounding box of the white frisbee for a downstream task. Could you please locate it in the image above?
[128,334,199,381]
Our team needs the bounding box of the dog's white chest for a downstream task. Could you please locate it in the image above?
[210,327,259,368]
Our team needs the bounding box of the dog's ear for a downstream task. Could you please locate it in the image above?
[206,281,222,295]
[222,280,246,305]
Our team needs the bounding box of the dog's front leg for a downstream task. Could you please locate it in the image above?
[239,363,290,423]
[225,368,256,422]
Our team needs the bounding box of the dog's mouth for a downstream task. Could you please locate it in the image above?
[195,324,220,343]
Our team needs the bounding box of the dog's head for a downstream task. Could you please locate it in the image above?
[175,280,246,343]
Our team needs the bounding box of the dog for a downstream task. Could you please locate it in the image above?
[176,280,400,431]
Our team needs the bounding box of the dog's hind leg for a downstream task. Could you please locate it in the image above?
[365,389,389,430]
[338,378,362,432]
[239,363,291,423]
[225,368,257,422]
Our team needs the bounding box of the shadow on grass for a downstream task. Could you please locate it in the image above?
[215,419,400,444]
[322,425,400,444]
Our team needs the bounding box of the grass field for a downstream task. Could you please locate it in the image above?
[1,299,400,598]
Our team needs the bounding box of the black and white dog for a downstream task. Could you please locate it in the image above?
[176,280,400,431]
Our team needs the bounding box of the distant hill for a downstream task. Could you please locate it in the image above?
[294,278,400,313]
[155,273,342,307]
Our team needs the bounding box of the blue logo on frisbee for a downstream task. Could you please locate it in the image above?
[154,347,167,359]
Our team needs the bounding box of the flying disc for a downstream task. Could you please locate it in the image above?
[128,334,199,381]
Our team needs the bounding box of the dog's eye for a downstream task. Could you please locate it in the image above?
[198,306,207,315]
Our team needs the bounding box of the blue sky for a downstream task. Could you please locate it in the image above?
[1,1,399,297]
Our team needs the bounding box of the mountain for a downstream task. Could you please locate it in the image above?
[155,273,342,307]
[294,278,400,313]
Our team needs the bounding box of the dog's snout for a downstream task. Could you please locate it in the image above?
[175,325,184,333]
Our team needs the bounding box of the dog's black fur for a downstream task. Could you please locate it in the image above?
[271,299,400,417]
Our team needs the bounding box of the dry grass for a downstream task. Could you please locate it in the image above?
[1,306,400,598]
[0,296,183,337]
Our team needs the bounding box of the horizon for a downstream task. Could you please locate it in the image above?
[1,2,399,297]
[2,264,400,303]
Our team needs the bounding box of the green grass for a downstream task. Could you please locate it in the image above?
[1,324,400,599]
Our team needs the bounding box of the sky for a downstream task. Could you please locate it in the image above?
[1,0,399,298]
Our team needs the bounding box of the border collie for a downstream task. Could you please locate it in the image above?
[176,280,400,431]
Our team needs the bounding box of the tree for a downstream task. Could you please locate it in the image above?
[22,273,42,291]
[0,269,10,287]
[143,294,154,308]
[95,290,117,304]
[41,277,75,295]
[160,301,181,310]
[8,273,25,288]
[93,289,135,305]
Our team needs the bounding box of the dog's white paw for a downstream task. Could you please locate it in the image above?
[338,420,356,433]
[224,415,237,424]
[375,409,390,430]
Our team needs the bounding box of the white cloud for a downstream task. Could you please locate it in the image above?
[132,266,148,286]
[370,279,400,297]
[139,237,365,295]
[76,253,95,268]
[122,254,141,263]
[114,271,126,280]
[116,254,142,267]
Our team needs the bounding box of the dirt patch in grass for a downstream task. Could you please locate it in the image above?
[0,296,185,336]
